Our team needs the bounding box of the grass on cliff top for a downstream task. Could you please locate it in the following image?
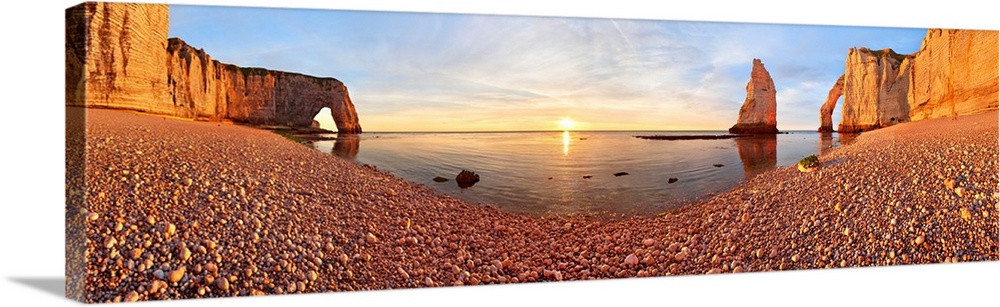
[859,47,911,62]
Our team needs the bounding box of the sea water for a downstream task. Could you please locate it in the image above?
[313,131,856,217]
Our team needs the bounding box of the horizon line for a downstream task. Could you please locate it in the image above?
[334,129,831,134]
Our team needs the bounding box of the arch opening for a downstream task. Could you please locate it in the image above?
[312,107,335,131]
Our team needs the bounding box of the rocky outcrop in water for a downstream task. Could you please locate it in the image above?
[729,59,778,134]
[824,29,998,132]
[456,170,480,189]
[66,2,362,133]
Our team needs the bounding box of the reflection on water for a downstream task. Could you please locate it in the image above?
[562,131,570,156]
[311,131,855,217]
[820,132,858,156]
[735,135,777,180]
[820,132,834,155]
[330,134,359,160]
[839,132,859,146]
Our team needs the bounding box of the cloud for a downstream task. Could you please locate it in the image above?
[170,6,927,131]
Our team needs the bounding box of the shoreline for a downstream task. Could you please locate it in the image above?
[69,107,998,302]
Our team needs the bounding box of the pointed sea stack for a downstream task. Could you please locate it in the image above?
[729,59,778,134]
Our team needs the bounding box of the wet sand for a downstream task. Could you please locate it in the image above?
[66,107,998,302]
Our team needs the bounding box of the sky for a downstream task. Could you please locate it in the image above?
[168,5,927,132]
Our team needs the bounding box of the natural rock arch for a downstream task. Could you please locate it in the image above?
[817,75,844,132]
[67,3,364,135]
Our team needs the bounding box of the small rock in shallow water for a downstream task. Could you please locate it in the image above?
[432,176,449,182]
[613,172,629,177]
[455,170,480,188]
[667,178,678,183]
[713,164,724,167]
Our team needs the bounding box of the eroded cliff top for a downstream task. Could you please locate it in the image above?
[166,37,343,84]
[853,47,913,62]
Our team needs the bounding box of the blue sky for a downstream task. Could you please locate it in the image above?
[169,5,927,132]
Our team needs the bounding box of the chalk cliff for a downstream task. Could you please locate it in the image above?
[166,39,361,132]
[907,29,999,121]
[65,3,171,112]
[66,2,362,133]
[729,59,779,134]
[838,48,913,132]
[824,29,997,132]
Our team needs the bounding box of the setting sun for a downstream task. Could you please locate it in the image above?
[558,118,575,130]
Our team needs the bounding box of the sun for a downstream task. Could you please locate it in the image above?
[558,118,575,130]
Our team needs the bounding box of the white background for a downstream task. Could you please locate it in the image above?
[1,0,997,306]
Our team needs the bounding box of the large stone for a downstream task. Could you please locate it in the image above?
[729,59,778,134]
[455,170,480,189]
[66,3,363,134]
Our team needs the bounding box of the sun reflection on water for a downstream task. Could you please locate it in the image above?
[562,130,570,156]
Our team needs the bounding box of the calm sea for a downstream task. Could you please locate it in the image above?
[312,131,856,217]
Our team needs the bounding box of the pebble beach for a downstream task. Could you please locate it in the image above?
[66,107,998,303]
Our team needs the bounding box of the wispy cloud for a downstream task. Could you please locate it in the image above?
[170,6,927,131]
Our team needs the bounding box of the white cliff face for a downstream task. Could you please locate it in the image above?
[838,48,911,132]
[66,3,171,111]
[67,3,363,133]
[907,29,999,121]
[166,39,361,132]
[833,29,998,133]
[729,59,778,134]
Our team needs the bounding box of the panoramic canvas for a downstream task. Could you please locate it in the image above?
[65,2,999,303]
